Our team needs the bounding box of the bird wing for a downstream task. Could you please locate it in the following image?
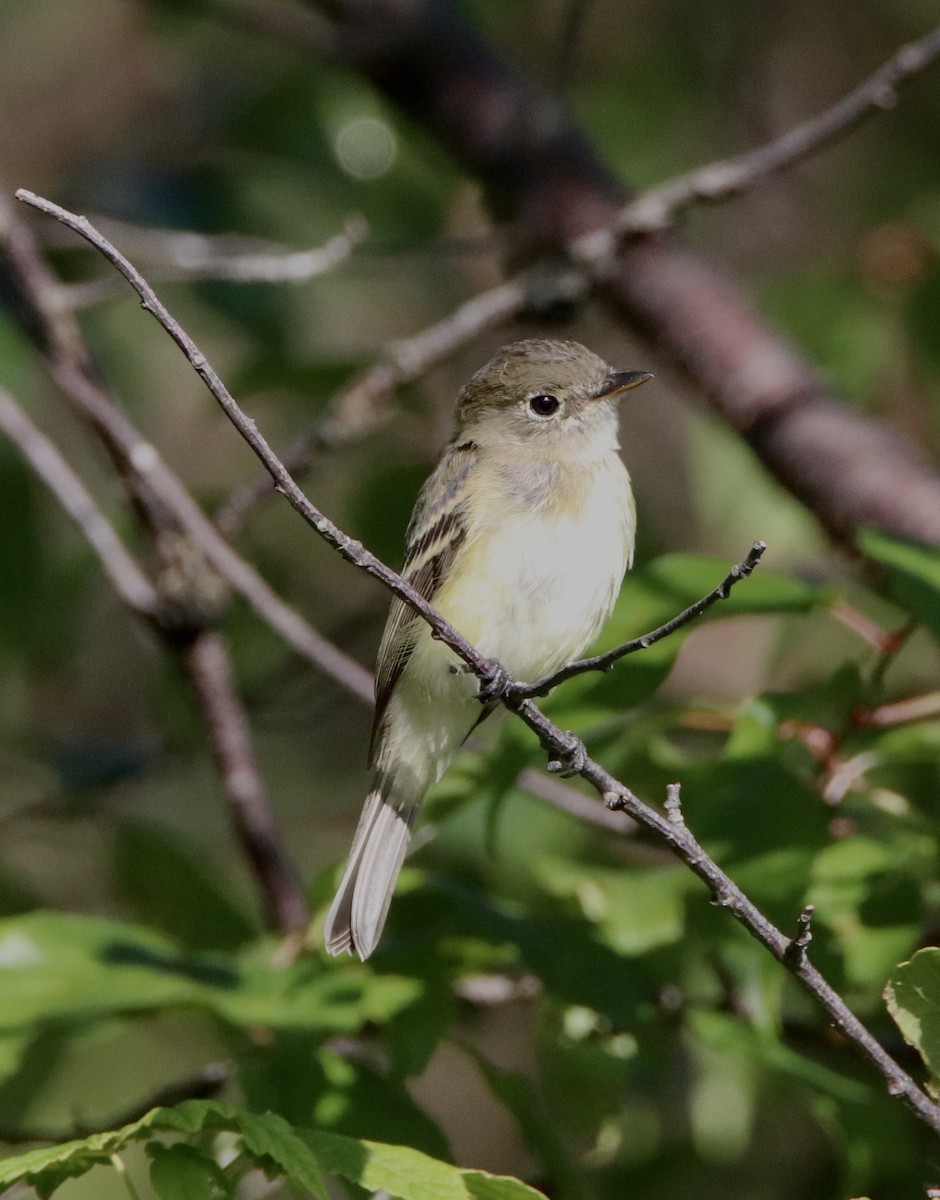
[369,440,479,766]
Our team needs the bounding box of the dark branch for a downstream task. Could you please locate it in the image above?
[285,0,940,547]
[183,632,309,933]
[510,541,766,699]
[38,193,940,1139]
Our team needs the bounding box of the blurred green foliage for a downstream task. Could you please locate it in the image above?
[1,1,940,1198]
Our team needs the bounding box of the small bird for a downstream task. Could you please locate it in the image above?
[325,339,651,959]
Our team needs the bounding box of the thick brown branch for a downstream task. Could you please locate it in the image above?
[290,1,940,546]
[47,199,940,1137]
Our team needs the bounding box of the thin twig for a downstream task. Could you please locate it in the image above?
[830,601,896,653]
[856,691,940,728]
[183,632,309,932]
[510,542,766,698]
[0,388,158,618]
[870,617,919,691]
[58,214,367,308]
[287,0,940,546]
[4,191,373,702]
[40,195,940,1139]
[572,24,940,258]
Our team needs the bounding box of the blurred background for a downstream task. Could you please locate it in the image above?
[1,1,940,1197]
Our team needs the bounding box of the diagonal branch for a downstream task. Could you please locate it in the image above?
[574,24,940,255]
[0,190,316,936]
[36,189,940,1137]
[280,0,940,547]
[0,387,158,619]
[510,541,766,699]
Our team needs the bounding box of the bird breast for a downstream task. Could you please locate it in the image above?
[432,452,635,685]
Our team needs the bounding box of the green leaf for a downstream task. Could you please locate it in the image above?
[0,911,421,1036]
[859,528,940,643]
[305,1126,548,1200]
[235,1108,328,1198]
[0,1029,31,1089]
[885,948,940,1080]
[532,858,691,956]
[147,1142,232,1200]
[809,839,923,990]
[0,1099,545,1200]
[0,1100,327,1199]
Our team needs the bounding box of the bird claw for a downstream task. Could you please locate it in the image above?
[477,659,511,703]
[547,731,587,777]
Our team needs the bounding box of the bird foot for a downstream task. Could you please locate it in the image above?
[547,731,587,777]
[476,658,512,703]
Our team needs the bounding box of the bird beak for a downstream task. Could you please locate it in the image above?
[592,370,653,400]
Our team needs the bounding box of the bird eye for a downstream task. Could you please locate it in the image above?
[528,394,560,417]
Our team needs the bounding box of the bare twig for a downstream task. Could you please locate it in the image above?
[214,266,584,535]
[870,617,919,691]
[43,198,940,1138]
[511,541,766,698]
[785,903,815,965]
[830,601,897,653]
[0,388,158,618]
[575,24,940,255]
[183,632,309,932]
[15,189,521,683]
[59,215,367,308]
[855,691,940,728]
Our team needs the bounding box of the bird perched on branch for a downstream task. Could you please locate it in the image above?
[325,339,651,959]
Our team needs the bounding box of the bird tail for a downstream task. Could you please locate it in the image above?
[324,775,418,960]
